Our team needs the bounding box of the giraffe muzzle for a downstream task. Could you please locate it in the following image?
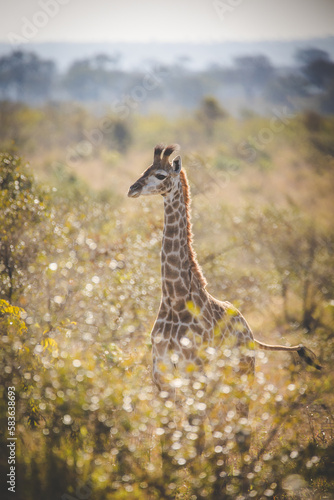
[128,183,142,198]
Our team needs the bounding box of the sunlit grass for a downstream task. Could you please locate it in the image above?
[0,109,334,498]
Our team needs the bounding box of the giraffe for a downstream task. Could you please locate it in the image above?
[127,144,321,472]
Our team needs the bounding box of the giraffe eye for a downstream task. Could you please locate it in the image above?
[155,173,167,181]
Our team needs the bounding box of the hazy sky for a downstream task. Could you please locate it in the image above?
[1,0,334,44]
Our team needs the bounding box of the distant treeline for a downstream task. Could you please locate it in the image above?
[0,48,334,115]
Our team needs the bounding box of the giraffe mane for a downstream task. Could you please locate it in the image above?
[180,169,207,288]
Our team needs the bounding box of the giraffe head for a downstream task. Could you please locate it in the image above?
[128,144,181,198]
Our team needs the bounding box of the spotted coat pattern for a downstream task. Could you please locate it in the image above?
[128,145,255,399]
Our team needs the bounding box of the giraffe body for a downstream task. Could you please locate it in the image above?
[129,145,255,401]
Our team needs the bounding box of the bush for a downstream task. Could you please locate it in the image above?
[0,153,47,302]
[0,107,334,498]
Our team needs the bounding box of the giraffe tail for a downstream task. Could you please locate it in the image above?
[254,340,322,370]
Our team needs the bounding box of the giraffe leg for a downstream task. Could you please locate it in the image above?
[188,413,206,456]
[232,356,255,496]
[235,401,251,454]
[209,399,252,498]
[234,355,254,455]
[210,405,230,499]
[186,369,207,457]
[151,361,181,480]
[207,353,254,497]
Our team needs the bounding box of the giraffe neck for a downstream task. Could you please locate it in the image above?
[161,170,206,302]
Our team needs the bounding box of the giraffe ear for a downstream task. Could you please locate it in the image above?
[172,155,182,175]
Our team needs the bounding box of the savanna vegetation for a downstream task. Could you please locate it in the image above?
[0,96,334,499]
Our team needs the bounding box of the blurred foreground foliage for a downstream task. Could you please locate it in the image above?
[0,107,334,499]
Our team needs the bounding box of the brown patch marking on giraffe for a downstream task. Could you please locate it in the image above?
[174,280,189,296]
[163,238,173,253]
[166,213,177,224]
[179,169,207,288]
[167,254,179,268]
[163,280,174,297]
[172,239,180,252]
[164,262,179,280]
[165,204,173,215]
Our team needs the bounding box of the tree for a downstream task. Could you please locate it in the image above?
[233,55,274,99]
[233,205,334,331]
[0,51,55,102]
[296,48,330,66]
[320,80,334,114]
[196,96,227,137]
[0,153,47,303]
[296,48,334,90]
[62,53,123,101]
[265,72,309,108]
